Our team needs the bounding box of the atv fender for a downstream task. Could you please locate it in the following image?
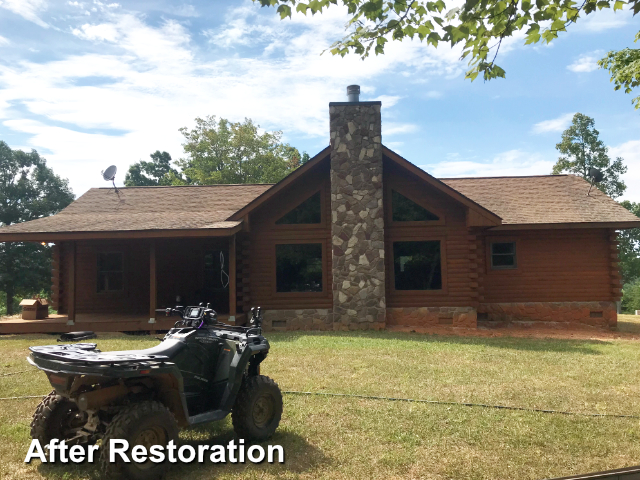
[187,341,268,426]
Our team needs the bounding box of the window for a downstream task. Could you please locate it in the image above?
[276,243,323,292]
[392,190,439,222]
[491,242,517,269]
[276,192,321,224]
[393,241,442,290]
[97,252,123,292]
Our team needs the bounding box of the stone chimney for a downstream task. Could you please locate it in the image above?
[329,86,385,330]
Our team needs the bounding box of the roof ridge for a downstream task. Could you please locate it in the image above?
[94,184,276,189]
[439,174,569,180]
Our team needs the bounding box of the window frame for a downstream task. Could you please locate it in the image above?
[388,237,448,295]
[272,239,327,296]
[487,239,519,271]
[96,251,125,293]
[385,185,445,227]
[273,188,326,230]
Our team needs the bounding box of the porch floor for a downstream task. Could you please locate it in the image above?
[0,313,244,335]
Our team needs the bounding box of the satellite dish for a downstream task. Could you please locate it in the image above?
[588,167,604,183]
[100,165,120,194]
[586,167,604,197]
[102,165,117,182]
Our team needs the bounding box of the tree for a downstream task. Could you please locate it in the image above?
[551,113,627,199]
[599,31,640,110]
[619,200,640,284]
[254,0,638,81]
[177,116,305,185]
[124,151,180,186]
[621,279,640,314]
[0,141,75,315]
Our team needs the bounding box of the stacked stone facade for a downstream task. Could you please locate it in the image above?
[329,101,386,330]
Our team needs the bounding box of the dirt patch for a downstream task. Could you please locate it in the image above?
[388,314,640,341]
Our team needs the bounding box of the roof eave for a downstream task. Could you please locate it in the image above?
[489,221,640,231]
[228,146,331,221]
[382,146,503,226]
[0,223,243,242]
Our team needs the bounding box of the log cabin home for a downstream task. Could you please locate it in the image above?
[1,86,639,334]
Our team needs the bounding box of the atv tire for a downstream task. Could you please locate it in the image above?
[31,390,85,444]
[232,375,282,441]
[100,401,179,480]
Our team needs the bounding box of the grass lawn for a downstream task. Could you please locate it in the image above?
[2,327,640,480]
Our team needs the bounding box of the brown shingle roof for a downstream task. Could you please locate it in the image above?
[0,184,272,234]
[1,171,638,238]
[441,174,640,225]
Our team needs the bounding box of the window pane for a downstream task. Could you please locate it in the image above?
[98,273,107,292]
[492,255,515,267]
[491,242,516,269]
[98,252,123,272]
[492,242,515,255]
[392,190,439,222]
[276,192,322,224]
[107,272,124,291]
[276,243,323,292]
[393,241,442,290]
[97,252,123,292]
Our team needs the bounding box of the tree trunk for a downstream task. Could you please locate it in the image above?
[6,282,14,316]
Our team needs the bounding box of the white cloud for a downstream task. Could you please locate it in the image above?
[385,123,419,136]
[573,8,632,32]
[0,1,519,196]
[72,23,120,42]
[171,4,199,17]
[0,0,48,28]
[422,149,555,178]
[609,139,640,203]
[0,35,9,46]
[532,113,575,134]
[567,51,604,73]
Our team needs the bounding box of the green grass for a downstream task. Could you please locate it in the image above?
[2,331,640,479]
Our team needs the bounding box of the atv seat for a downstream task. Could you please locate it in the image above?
[110,339,186,361]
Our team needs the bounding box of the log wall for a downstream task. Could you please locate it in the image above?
[247,158,333,310]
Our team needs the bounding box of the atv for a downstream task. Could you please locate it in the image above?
[27,305,282,479]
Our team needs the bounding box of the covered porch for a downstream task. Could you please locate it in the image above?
[1,231,246,335]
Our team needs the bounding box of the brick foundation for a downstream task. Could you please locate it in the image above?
[386,307,478,328]
[262,309,333,332]
[262,309,386,332]
[478,301,617,329]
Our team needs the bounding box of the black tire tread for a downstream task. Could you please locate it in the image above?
[100,400,178,480]
[232,375,282,441]
[30,390,64,443]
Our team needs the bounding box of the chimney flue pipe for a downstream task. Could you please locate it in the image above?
[347,85,360,102]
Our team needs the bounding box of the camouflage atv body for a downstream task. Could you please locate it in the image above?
[27,306,282,479]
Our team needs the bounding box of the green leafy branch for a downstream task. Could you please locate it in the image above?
[254,0,637,81]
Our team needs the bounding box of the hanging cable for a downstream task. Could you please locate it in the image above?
[220,251,230,289]
[282,391,640,419]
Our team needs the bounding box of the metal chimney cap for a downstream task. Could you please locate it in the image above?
[347,84,360,102]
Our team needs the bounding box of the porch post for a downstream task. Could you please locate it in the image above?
[229,234,236,323]
[67,241,76,325]
[149,241,157,325]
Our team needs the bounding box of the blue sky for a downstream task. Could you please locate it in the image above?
[0,0,638,201]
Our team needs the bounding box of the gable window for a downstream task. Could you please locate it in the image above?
[97,252,123,292]
[392,190,439,222]
[491,242,517,269]
[393,241,442,290]
[276,243,323,292]
[276,192,321,225]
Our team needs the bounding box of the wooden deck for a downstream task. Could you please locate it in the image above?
[0,313,244,335]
